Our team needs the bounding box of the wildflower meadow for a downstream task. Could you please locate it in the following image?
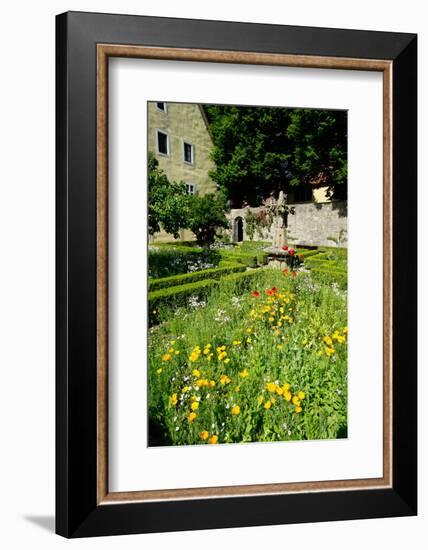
[148,248,348,447]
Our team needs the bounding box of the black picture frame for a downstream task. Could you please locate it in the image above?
[56,11,417,538]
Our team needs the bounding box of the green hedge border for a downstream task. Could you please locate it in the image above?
[310,268,347,289]
[148,262,245,291]
[220,269,263,290]
[148,279,219,325]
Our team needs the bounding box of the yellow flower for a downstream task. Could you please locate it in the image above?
[268,317,275,323]
[343,326,348,335]
[233,340,242,346]
[218,351,228,361]
[276,386,283,396]
[264,400,272,410]
[292,396,301,406]
[209,380,216,387]
[283,391,292,402]
[220,375,231,385]
[298,391,305,400]
[224,358,231,364]
[189,354,198,362]
[295,406,302,413]
[246,328,252,334]
[192,369,201,378]
[208,435,218,444]
[169,393,178,406]
[283,383,291,391]
[235,386,240,392]
[168,347,174,353]
[196,379,209,388]
[277,344,283,350]
[257,395,264,405]
[182,386,189,393]
[174,350,180,355]
[191,401,199,411]
[323,336,333,347]
[231,405,241,415]
[188,412,197,422]
[156,368,162,375]
[162,353,172,362]
[199,430,209,440]
[266,382,276,393]
[325,347,335,357]
[239,369,249,378]
[246,337,252,344]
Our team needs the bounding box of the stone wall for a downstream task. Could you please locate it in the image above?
[148,102,217,244]
[229,201,348,247]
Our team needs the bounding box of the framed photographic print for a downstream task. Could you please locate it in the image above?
[56,11,417,538]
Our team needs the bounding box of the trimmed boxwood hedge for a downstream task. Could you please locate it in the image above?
[296,249,325,260]
[148,263,245,291]
[219,251,267,268]
[220,269,264,291]
[148,279,219,325]
[310,268,347,289]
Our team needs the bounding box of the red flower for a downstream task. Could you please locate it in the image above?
[281,245,289,251]
[265,286,277,296]
[288,248,295,256]
[251,290,260,298]
[282,269,289,276]
[291,271,297,278]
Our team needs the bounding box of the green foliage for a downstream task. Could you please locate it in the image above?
[148,247,217,279]
[148,279,219,325]
[245,209,272,240]
[220,269,264,291]
[148,153,191,237]
[310,269,347,289]
[286,109,347,198]
[148,268,348,445]
[187,192,229,246]
[245,210,256,241]
[220,251,265,268]
[148,263,246,291]
[204,105,347,206]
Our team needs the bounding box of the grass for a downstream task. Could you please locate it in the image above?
[148,267,347,446]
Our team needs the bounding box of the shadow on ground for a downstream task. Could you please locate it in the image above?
[24,515,55,533]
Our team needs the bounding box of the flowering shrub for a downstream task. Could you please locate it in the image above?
[148,268,348,445]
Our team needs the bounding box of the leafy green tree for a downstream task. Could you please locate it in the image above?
[148,153,190,237]
[286,109,347,199]
[187,192,229,247]
[204,105,347,206]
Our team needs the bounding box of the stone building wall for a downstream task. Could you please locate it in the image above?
[229,201,348,248]
[148,102,217,243]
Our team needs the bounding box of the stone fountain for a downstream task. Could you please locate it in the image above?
[263,191,295,269]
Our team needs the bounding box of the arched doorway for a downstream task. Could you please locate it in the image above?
[233,216,244,242]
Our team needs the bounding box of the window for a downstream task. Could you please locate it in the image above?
[156,102,166,112]
[156,130,169,155]
[183,141,194,164]
[185,183,196,195]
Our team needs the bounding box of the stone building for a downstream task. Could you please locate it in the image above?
[148,101,217,243]
[148,101,347,247]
